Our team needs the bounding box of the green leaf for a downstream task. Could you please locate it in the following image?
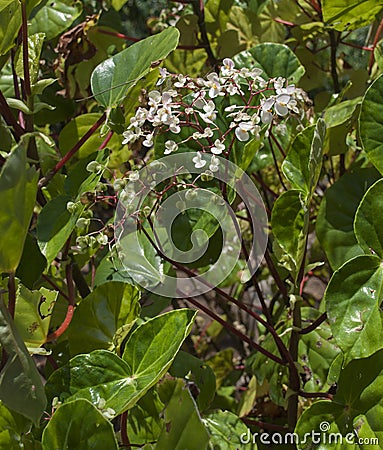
[58,113,123,160]
[0,401,30,449]
[14,284,58,347]
[295,349,383,449]
[204,410,250,450]
[0,0,20,55]
[322,0,383,31]
[126,389,164,446]
[29,0,83,41]
[156,378,209,450]
[68,282,140,356]
[122,309,196,377]
[247,307,340,406]
[0,300,46,425]
[354,179,383,258]
[360,74,383,175]
[316,167,380,270]
[241,136,261,172]
[271,190,307,279]
[234,43,305,84]
[36,194,74,264]
[0,144,38,273]
[282,126,314,195]
[46,309,196,415]
[324,97,361,129]
[93,255,134,287]
[91,27,180,108]
[169,350,216,411]
[41,399,118,450]
[15,33,45,85]
[15,233,46,288]
[37,151,108,265]
[282,119,325,198]
[324,255,383,363]
[308,118,326,196]
[116,231,166,290]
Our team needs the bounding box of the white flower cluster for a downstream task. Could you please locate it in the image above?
[122,58,307,170]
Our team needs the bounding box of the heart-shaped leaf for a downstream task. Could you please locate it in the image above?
[91,27,179,108]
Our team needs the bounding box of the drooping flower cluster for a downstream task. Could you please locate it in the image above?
[122,58,308,171]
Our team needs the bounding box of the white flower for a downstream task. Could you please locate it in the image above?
[185,107,194,115]
[142,133,154,147]
[227,83,240,96]
[174,74,187,87]
[235,122,254,142]
[148,91,161,107]
[206,73,222,98]
[192,151,206,168]
[164,140,178,154]
[156,67,169,85]
[274,94,291,116]
[122,128,141,144]
[199,100,217,124]
[249,68,263,79]
[169,117,181,133]
[260,97,275,124]
[209,155,219,172]
[211,139,225,155]
[274,77,285,91]
[203,127,214,138]
[192,132,203,140]
[221,58,235,76]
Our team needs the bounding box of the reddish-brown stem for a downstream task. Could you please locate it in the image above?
[179,292,286,365]
[340,40,372,52]
[0,90,24,141]
[120,411,131,447]
[191,0,217,66]
[268,135,287,190]
[45,264,75,342]
[42,274,70,301]
[264,249,289,302]
[21,0,31,98]
[274,18,296,27]
[45,304,74,342]
[10,49,25,128]
[299,312,327,334]
[140,225,297,371]
[96,28,209,51]
[39,112,106,187]
[7,272,16,319]
[100,130,114,149]
[298,390,332,400]
[369,18,383,73]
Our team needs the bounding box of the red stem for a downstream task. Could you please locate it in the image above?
[39,112,106,187]
[179,293,286,365]
[21,0,31,98]
[120,411,131,447]
[369,18,383,73]
[45,264,75,342]
[7,272,16,319]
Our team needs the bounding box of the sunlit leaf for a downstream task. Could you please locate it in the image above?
[41,399,118,449]
[91,27,179,107]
